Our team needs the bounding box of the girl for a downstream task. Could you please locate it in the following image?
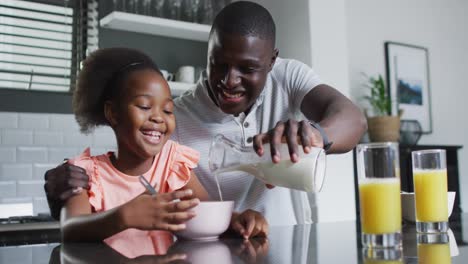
[61,48,268,244]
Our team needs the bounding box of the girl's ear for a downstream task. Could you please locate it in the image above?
[104,101,118,127]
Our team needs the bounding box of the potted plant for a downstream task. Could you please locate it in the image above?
[362,74,401,142]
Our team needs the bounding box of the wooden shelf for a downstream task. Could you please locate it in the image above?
[100,11,210,42]
[169,81,196,97]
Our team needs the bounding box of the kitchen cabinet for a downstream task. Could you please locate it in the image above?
[99,11,210,96]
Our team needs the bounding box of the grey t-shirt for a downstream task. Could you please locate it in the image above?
[172,57,323,225]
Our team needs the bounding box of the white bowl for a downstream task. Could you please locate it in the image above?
[401,192,456,222]
[175,201,234,241]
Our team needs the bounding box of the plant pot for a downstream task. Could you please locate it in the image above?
[367,116,400,142]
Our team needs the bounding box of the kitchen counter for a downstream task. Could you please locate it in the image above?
[1,214,468,263]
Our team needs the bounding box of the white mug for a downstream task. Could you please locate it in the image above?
[160,69,174,81]
[176,66,195,83]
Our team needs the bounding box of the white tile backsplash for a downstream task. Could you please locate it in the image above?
[93,132,117,147]
[0,197,33,204]
[2,129,33,145]
[0,111,116,215]
[63,132,93,147]
[18,114,49,129]
[33,163,56,180]
[48,148,80,164]
[0,112,18,128]
[0,181,16,198]
[0,147,16,162]
[1,164,32,180]
[17,147,48,163]
[49,114,80,131]
[92,126,117,147]
[17,180,46,197]
[34,131,64,146]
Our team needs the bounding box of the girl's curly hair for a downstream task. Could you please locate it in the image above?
[73,47,161,134]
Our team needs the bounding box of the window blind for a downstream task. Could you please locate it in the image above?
[0,0,98,92]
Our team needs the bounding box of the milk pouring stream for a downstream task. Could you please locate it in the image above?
[209,134,327,193]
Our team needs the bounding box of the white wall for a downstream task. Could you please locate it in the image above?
[346,0,468,212]
[308,0,357,222]
[257,0,357,222]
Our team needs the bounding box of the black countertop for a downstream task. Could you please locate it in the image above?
[1,214,468,263]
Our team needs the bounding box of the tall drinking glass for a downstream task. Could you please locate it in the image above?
[412,149,449,233]
[357,142,402,248]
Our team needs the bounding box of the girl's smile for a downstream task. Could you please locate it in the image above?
[141,128,164,145]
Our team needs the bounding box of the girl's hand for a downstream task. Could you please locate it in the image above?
[230,209,269,239]
[119,189,199,232]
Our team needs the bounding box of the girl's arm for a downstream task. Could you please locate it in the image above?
[61,188,199,242]
[60,192,126,242]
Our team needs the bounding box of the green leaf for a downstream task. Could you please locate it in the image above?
[361,73,391,116]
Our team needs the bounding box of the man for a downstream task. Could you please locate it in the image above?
[45,1,366,225]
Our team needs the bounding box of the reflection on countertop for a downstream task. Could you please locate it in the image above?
[59,235,271,264]
[1,213,468,263]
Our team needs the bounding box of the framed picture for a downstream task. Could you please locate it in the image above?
[385,42,432,134]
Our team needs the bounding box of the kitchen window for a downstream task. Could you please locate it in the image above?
[0,0,98,112]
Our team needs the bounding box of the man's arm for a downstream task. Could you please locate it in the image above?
[301,84,367,153]
[252,83,366,162]
[44,163,90,220]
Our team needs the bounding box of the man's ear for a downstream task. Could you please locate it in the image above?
[104,101,118,127]
[269,48,279,71]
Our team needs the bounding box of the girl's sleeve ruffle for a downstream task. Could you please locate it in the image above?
[167,144,200,191]
[68,148,104,212]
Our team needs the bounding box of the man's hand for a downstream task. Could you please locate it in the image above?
[253,119,324,164]
[44,163,90,219]
[44,162,90,200]
[230,209,268,239]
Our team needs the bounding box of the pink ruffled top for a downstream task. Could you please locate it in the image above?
[68,140,200,251]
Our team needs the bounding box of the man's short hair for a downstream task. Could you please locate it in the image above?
[211,1,275,44]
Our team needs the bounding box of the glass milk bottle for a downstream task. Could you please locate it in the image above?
[209,134,327,192]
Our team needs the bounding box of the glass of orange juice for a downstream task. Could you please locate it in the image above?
[412,149,449,233]
[357,142,402,248]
